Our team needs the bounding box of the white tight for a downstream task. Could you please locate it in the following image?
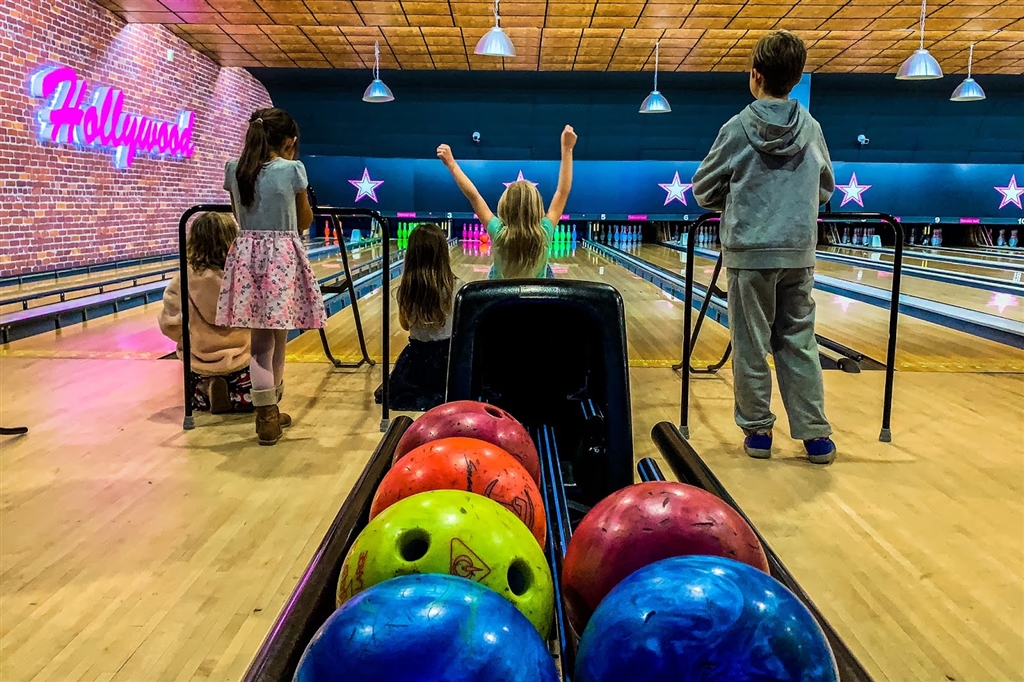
[250,329,288,394]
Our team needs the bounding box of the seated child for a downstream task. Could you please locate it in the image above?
[375,223,459,411]
[159,212,253,414]
[437,125,576,279]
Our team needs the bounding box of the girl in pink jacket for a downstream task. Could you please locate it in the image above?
[159,212,253,413]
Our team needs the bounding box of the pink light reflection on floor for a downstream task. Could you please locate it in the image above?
[987,292,1019,314]
[832,294,854,313]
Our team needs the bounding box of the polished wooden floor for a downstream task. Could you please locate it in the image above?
[2,242,1022,682]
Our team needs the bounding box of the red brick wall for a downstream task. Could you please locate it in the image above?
[0,0,272,276]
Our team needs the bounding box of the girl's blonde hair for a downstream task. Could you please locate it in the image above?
[495,181,547,278]
[398,223,456,329]
[187,212,238,272]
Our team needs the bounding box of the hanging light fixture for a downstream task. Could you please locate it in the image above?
[950,44,986,101]
[362,41,394,103]
[896,0,943,80]
[475,0,515,58]
[639,41,671,114]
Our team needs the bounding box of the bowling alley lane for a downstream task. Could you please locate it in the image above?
[288,242,734,368]
[821,245,1024,283]
[630,243,1024,372]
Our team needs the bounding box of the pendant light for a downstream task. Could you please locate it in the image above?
[950,44,986,102]
[475,0,515,58]
[639,41,671,114]
[896,0,943,80]
[362,41,394,103]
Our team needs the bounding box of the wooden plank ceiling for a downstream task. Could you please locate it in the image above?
[99,0,1024,74]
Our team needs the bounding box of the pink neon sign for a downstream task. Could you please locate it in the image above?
[28,65,195,168]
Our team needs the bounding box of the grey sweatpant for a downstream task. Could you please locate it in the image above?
[726,267,832,440]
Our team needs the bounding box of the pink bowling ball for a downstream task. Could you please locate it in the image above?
[394,401,541,484]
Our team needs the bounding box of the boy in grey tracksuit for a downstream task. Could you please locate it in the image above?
[692,30,836,464]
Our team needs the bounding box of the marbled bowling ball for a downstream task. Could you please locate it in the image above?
[337,489,553,638]
[394,401,540,484]
[297,574,558,682]
[575,556,839,682]
[562,481,769,634]
[370,437,547,546]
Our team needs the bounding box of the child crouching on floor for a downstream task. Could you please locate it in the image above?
[159,212,253,413]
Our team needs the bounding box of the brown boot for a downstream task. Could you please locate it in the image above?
[275,383,291,428]
[255,405,282,446]
[207,377,232,415]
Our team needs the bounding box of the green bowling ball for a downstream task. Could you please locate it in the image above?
[337,489,554,638]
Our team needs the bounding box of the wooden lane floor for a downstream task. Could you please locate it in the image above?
[821,245,1024,282]
[287,242,734,368]
[0,247,362,361]
[632,367,1024,682]
[634,243,1024,372]
[690,244,1022,323]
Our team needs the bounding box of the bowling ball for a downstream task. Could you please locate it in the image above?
[297,574,558,682]
[562,481,768,634]
[394,401,540,484]
[575,556,839,682]
[371,437,547,546]
[337,489,554,637]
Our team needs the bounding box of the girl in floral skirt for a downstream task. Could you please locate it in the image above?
[217,107,326,446]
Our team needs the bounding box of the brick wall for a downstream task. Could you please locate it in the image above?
[0,0,272,276]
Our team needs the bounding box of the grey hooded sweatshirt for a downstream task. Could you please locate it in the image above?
[692,99,834,270]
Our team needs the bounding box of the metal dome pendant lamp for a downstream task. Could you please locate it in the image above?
[639,41,671,114]
[896,0,943,80]
[950,44,986,102]
[362,41,395,103]
[475,0,516,58]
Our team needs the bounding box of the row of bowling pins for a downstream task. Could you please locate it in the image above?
[461,223,487,241]
[995,229,1020,247]
[839,227,882,247]
[592,224,644,246]
[671,225,719,246]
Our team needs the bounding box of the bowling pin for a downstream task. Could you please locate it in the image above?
[1008,230,1018,248]
[571,225,578,244]
[997,229,1006,246]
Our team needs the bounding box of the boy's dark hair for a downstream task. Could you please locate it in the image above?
[235,107,299,209]
[751,31,807,98]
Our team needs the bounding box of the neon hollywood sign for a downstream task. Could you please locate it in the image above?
[28,65,196,169]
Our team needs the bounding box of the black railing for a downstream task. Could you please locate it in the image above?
[176,205,389,430]
[679,212,904,442]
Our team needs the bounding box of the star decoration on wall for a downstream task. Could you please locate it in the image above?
[836,173,871,207]
[658,172,692,206]
[349,168,384,203]
[995,175,1023,210]
[503,170,539,188]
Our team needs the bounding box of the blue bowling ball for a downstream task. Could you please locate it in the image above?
[295,574,558,682]
[575,556,839,682]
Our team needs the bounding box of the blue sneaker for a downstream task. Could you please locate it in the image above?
[743,431,773,459]
[804,437,836,464]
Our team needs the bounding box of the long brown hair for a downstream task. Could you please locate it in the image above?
[398,224,455,328]
[235,107,299,209]
[187,212,238,272]
[495,181,548,278]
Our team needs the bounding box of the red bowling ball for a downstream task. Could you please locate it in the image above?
[561,481,769,635]
[370,437,547,546]
[394,401,541,484]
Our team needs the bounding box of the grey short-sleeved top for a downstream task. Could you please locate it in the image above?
[224,157,307,232]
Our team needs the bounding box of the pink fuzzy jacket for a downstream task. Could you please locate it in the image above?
[158,266,250,375]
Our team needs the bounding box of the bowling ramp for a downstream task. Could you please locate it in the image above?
[239,281,875,682]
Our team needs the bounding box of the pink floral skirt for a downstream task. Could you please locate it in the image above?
[216,230,327,330]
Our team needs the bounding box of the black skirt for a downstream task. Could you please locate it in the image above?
[375,338,450,411]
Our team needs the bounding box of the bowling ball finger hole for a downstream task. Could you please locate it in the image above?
[507,560,532,596]
[485,406,504,419]
[398,530,430,562]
